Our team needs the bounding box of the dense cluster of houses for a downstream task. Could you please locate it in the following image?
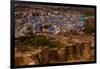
[15,4,94,37]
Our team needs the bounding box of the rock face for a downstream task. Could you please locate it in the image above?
[15,41,93,65]
[49,48,58,62]
[57,48,66,61]
[82,42,92,60]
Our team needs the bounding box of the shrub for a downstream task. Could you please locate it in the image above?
[16,35,57,48]
[84,20,95,34]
